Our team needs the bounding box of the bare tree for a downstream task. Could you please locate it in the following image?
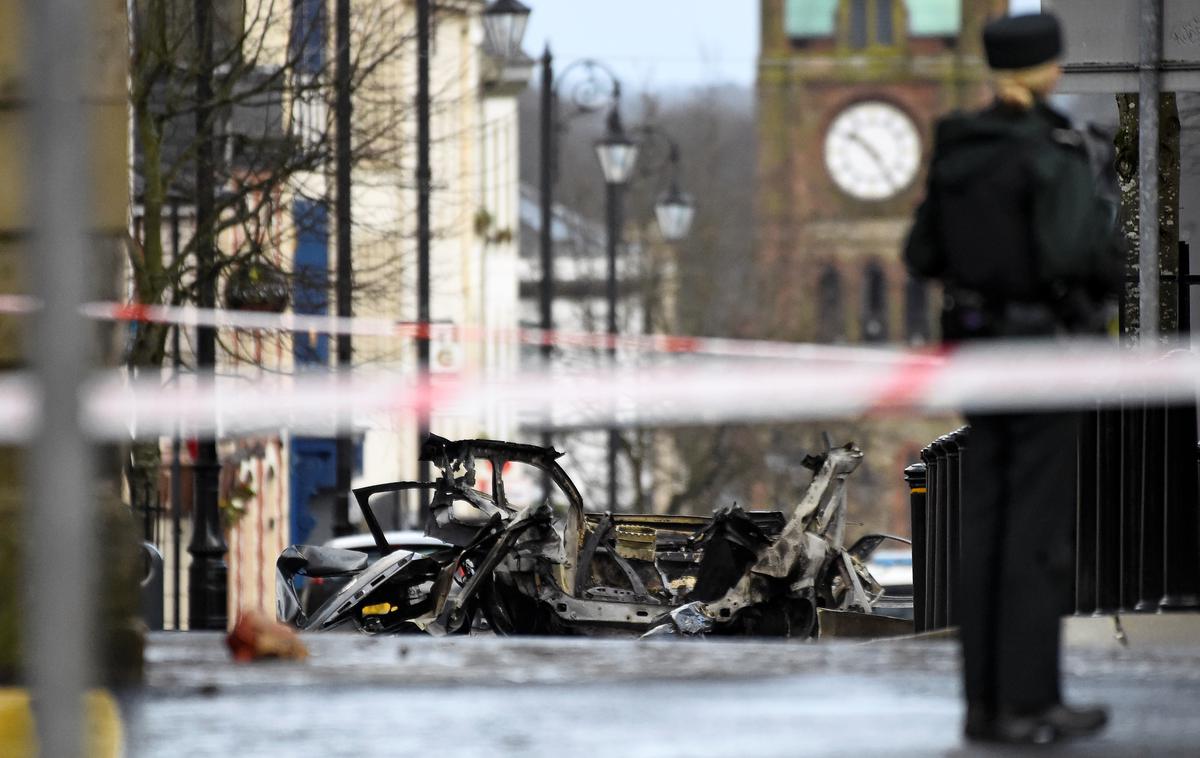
[126,0,423,518]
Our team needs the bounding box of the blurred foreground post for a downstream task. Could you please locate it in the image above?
[1137,0,1163,344]
[2,0,138,749]
[22,0,99,753]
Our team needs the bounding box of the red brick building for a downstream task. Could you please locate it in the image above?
[756,0,1008,344]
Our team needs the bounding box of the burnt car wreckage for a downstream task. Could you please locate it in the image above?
[277,435,906,638]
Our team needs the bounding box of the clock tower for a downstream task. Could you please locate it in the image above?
[756,0,1007,343]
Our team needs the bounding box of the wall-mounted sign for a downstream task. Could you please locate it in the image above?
[1044,0,1200,92]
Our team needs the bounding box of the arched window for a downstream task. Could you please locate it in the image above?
[849,0,869,49]
[875,0,894,45]
[845,0,898,49]
[905,275,930,345]
[817,266,845,343]
[862,262,889,343]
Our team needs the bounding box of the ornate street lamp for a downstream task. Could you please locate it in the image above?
[595,107,639,186]
[482,0,531,61]
[627,129,693,242]
[655,183,695,242]
[536,57,623,506]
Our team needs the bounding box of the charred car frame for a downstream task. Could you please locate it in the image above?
[277,435,905,638]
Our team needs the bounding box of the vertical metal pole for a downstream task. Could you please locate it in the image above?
[1119,399,1146,610]
[416,0,432,485]
[538,48,554,358]
[170,201,183,631]
[334,0,354,537]
[188,0,228,631]
[539,47,555,470]
[605,180,622,511]
[1138,0,1162,344]
[1136,402,1164,610]
[1074,409,1098,615]
[25,0,93,751]
[1095,409,1122,613]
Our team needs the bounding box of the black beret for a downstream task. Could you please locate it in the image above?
[984,12,1063,70]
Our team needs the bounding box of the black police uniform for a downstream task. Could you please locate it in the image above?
[903,15,1121,738]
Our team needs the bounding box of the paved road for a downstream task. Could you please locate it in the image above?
[125,631,1200,757]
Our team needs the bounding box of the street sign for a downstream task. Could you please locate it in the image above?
[1045,0,1200,92]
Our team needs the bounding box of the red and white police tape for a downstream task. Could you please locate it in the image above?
[70,300,926,364]
[0,338,1187,442]
[0,299,1194,441]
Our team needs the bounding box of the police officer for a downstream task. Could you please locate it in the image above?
[904,12,1121,746]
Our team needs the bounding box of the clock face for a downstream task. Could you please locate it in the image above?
[824,100,922,201]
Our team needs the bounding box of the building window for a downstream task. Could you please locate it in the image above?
[785,0,838,39]
[905,275,930,345]
[849,0,869,49]
[289,0,327,73]
[862,262,888,343]
[817,266,845,342]
[875,0,894,45]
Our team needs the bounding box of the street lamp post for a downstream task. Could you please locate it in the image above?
[638,126,696,339]
[629,124,696,244]
[535,57,623,506]
[595,106,639,512]
[409,1,529,489]
[538,60,624,356]
[530,47,692,512]
[416,0,432,486]
[188,0,227,631]
[169,197,184,631]
[594,118,695,511]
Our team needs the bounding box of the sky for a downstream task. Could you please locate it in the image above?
[521,1,1043,91]
[520,0,760,91]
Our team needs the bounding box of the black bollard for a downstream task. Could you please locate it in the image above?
[930,435,950,630]
[906,462,928,633]
[944,430,962,627]
[921,442,939,632]
[954,427,969,622]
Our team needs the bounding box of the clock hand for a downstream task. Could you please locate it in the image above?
[846,132,898,190]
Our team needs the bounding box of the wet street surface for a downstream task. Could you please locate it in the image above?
[126,631,1200,757]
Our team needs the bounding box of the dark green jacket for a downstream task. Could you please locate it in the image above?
[905,101,1121,311]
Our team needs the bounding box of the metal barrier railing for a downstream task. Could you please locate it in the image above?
[910,403,1200,633]
[1074,400,1200,614]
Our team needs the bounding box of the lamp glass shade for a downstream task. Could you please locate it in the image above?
[655,190,695,241]
[482,0,531,60]
[595,140,639,185]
